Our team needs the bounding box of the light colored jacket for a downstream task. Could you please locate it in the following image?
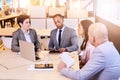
[61,41,120,80]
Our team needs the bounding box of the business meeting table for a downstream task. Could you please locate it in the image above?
[0,50,79,80]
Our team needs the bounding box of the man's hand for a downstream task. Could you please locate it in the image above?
[52,48,57,51]
[59,48,67,53]
[58,61,67,71]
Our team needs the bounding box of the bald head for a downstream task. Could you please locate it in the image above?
[88,23,108,46]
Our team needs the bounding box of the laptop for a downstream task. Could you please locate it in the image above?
[19,40,40,62]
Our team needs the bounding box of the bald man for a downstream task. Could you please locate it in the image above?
[58,23,120,80]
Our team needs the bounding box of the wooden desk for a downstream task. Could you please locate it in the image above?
[0,28,52,37]
[0,50,79,80]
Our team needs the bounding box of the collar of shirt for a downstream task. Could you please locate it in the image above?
[24,30,32,43]
[57,25,65,33]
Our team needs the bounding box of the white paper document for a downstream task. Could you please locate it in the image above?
[60,52,75,68]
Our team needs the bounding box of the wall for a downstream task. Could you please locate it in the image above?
[96,16,120,53]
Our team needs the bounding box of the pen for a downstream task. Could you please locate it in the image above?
[0,64,8,70]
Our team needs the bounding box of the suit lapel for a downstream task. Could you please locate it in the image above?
[19,29,26,41]
[54,29,59,47]
[60,27,67,47]
[29,30,34,43]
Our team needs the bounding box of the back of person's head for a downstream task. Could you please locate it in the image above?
[17,14,30,27]
[80,20,93,50]
[53,14,64,19]
[88,23,108,46]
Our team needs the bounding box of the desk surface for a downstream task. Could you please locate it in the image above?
[0,50,79,80]
[0,28,52,37]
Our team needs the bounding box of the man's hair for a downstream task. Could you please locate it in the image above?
[53,14,64,19]
[17,14,30,27]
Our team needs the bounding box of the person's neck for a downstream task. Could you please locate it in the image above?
[21,28,29,34]
[95,39,108,47]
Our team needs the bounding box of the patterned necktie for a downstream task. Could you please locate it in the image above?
[58,29,62,46]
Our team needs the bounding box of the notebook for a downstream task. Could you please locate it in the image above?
[19,40,40,62]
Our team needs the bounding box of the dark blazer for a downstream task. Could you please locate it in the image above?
[49,26,79,52]
[11,28,41,52]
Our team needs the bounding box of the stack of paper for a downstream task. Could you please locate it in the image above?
[60,52,75,68]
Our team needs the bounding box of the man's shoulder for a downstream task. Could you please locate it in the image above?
[29,28,36,32]
[12,28,22,36]
[13,28,20,34]
[52,28,57,30]
[64,26,74,30]
[65,27,75,32]
[51,28,57,32]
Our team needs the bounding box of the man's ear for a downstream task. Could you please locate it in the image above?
[19,23,22,27]
[93,36,96,43]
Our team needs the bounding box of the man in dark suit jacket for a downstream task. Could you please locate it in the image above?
[11,14,41,52]
[48,14,79,52]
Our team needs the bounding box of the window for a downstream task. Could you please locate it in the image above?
[96,0,120,26]
[0,0,2,10]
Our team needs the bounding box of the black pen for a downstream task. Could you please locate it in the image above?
[0,64,8,70]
